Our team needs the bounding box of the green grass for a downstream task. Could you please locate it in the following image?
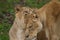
[0,11,14,40]
[0,23,12,40]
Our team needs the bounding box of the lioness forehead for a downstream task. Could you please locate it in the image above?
[15,5,37,14]
[15,6,39,27]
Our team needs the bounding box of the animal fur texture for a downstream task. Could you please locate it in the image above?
[37,0,60,40]
[9,0,60,40]
[9,5,43,40]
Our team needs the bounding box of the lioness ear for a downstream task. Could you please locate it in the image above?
[15,5,20,12]
[15,4,23,13]
[15,7,20,12]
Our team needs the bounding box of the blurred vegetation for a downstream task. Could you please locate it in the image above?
[0,0,50,40]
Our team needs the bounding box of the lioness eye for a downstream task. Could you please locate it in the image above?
[24,11,28,13]
[33,15,38,18]
[24,11,28,15]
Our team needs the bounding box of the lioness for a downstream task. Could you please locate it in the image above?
[37,0,60,40]
[9,0,60,40]
[9,5,43,40]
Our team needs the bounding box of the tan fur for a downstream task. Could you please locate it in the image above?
[9,0,60,40]
[37,1,60,40]
[9,5,43,40]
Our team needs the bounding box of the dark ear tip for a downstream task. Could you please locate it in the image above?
[16,8,20,11]
[15,4,21,11]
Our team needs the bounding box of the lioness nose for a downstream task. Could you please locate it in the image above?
[35,15,38,18]
[26,35,29,38]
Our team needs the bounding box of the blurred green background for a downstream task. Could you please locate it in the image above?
[0,0,50,40]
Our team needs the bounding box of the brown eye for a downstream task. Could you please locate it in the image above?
[24,11,28,13]
[33,15,38,18]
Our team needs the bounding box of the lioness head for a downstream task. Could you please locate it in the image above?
[15,5,43,40]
